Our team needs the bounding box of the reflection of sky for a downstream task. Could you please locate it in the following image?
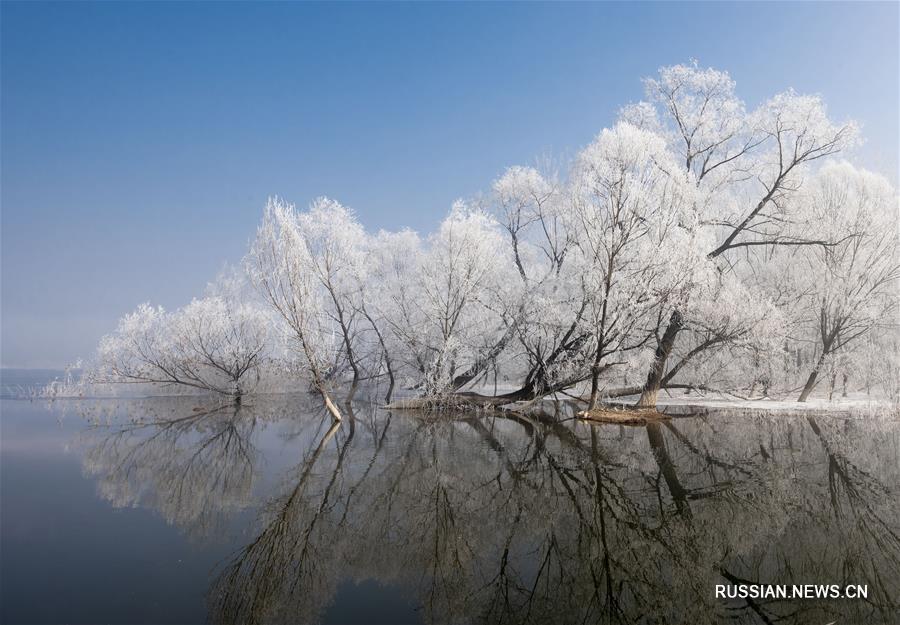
[0,399,72,453]
[2,2,898,369]
[0,401,216,623]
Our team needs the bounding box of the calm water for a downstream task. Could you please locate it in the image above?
[1,384,899,624]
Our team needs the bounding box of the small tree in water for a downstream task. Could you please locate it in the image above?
[96,296,268,402]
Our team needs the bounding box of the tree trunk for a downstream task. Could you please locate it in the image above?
[346,374,359,404]
[321,388,343,422]
[587,339,605,410]
[381,349,396,404]
[326,291,359,403]
[798,349,829,403]
[635,310,684,408]
[298,333,343,421]
[359,308,395,404]
[450,319,518,390]
[588,371,601,411]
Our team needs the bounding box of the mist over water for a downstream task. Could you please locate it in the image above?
[0,369,67,399]
[2,390,897,624]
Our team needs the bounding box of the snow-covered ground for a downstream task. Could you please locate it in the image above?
[632,391,898,417]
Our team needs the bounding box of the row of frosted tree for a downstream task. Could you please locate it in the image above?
[92,63,900,416]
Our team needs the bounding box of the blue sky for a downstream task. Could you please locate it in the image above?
[2,1,898,368]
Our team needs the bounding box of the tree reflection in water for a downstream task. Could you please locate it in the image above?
[72,398,900,624]
[76,399,259,539]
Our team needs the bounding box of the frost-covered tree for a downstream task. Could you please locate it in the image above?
[363,228,424,400]
[245,197,344,420]
[386,202,510,395]
[623,62,858,407]
[295,198,370,400]
[96,296,268,401]
[483,164,585,400]
[791,163,899,401]
[568,122,701,409]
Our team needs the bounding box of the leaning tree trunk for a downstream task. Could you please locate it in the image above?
[298,334,343,421]
[635,310,684,409]
[318,390,341,421]
[360,308,395,404]
[380,349,396,404]
[798,348,830,403]
[384,369,396,404]
[328,291,359,404]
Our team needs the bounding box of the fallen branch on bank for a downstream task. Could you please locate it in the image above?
[576,406,671,425]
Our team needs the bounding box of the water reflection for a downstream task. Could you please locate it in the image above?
[77,402,258,539]
[70,398,900,624]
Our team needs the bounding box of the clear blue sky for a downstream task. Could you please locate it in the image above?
[2,1,898,368]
